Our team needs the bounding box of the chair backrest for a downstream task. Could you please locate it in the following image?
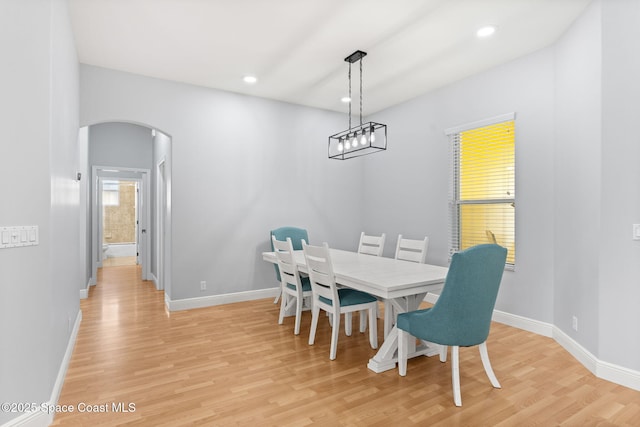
[485,230,497,244]
[270,227,309,282]
[357,232,386,256]
[428,244,507,347]
[395,234,429,263]
[302,241,339,304]
[271,236,302,291]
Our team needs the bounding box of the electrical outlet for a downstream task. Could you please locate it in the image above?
[572,315,578,331]
[200,281,206,291]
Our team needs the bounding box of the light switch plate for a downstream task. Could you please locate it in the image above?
[633,224,640,240]
[0,226,39,249]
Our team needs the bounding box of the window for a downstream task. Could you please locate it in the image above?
[446,113,515,267]
[102,180,120,206]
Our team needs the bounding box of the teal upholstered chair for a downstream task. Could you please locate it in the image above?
[397,244,507,406]
[270,227,309,303]
[303,241,378,360]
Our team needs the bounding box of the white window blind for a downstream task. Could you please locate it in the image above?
[446,113,516,267]
[102,180,120,206]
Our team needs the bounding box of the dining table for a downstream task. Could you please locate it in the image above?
[262,248,449,373]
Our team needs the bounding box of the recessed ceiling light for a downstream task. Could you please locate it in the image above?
[341,96,351,103]
[243,75,258,84]
[477,25,497,38]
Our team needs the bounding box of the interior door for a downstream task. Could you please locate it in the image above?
[136,182,141,266]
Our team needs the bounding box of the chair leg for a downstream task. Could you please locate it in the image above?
[330,311,340,360]
[368,306,378,349]
[359,310,366,333]
[294,294,302,335]
[440,345,447,362]
[308,305,320,345]
[479,341,501,388]
[451,346,462,406]
[278,292,287,325]
[398,329,408,376]
[345,312,352,336]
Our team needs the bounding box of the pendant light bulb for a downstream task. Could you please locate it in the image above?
[345,138,351,150]
[338,140,344,152]
[370,128,376,143]
[360,132,367,146]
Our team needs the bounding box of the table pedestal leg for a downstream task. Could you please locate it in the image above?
[367,292,441,373]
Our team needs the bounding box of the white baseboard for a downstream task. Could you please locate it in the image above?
[552,326,599,374]
[1,310,83,427]
[424,293,640,392]
[148,273,158,290]
[79,279,91,299]
[492,309,554,337]
[597,359,640,391]
[166,287,280,312]
[0,409,48,427]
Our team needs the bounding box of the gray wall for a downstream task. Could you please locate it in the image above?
[364,0,640,372]
[0,0,80,424]
[89,122,153,170]
[599,0,640,370]
[366,47,557,323]
[554,0,602,359]
[80,66,365,301]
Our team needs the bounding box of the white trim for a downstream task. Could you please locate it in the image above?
[79,279,91,299]
[148,272,158,290]
[553,325,599,374]
[423,293,640,391]
[597,360,640,391]
[0,409,48,427]
[492,309,553,337]
[444,112,516,135]
[91,166,151,287]
[1,311,83,427]
[166,288,280,312]
[49,310,82,414]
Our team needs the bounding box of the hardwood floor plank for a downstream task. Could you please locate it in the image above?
[51,264,640,426]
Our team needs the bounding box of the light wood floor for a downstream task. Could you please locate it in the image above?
[101,256,137,267]
[52,265,640,426]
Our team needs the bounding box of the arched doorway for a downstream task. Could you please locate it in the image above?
[79,122,172,302]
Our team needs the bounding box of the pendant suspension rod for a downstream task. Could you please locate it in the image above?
[359,58,363,126]
[348,62,352,130]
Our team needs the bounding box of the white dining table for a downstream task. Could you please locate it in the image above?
[262,248,449,373]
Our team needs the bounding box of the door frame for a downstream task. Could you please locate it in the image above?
[156,158,167,291]
[91,166,151,283]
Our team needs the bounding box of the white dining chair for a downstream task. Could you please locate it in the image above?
[270,226,309,304]
[303,241,378,360]
[383,234,430,337]
[272,236,312,335]
[357,232,386,257]
[395,234,429,264]
[357,232,387,323]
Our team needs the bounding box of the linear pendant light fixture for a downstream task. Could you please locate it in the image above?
[328,50,387,160]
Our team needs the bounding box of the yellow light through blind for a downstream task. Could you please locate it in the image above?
[459,120,515,265]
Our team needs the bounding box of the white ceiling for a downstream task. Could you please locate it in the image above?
[69,0,591,115]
